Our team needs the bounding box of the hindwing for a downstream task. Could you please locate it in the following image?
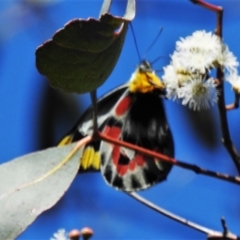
[100,91,174,192]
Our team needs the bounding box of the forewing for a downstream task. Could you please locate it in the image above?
[58,84,129,172]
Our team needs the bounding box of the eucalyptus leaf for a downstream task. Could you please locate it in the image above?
[35,0,135,93]
[0,142,83,240]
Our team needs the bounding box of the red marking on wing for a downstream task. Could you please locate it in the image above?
[113,151,147,176]
[103,126,121,139]
[115,96,132,116]
[117,165,128,176]
[112,145,120,165]
[112,146,131,176]
[103,126,111,135]
[134,154,146,166]
[103,124,147,177]
[128,154,146,173]
[129,160,136,171]
[110,126,121,138]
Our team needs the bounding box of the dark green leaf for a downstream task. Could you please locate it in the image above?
[36,0,135,93]
[0,142,83,239]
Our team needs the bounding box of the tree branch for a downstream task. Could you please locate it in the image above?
[127,192,240,240]
[226,92,239,110]
[191,0,240,175]
[190,0,222,13]
[96,131,240,185]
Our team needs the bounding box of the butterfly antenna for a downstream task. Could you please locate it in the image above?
[155,68,164,73]
[130,23,141,62]
[142,27,163,60]
[151,55,169,65]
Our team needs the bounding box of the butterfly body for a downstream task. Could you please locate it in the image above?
[59,61,174,192]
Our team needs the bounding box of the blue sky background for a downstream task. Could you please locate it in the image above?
[0,0,240,239]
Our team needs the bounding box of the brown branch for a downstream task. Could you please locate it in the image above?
[90,91,98,134]
[127,192,240,240]
[226,92,240,110]
[190,0,222,13]
[191,0,240,175]
[127,192,216,235]
[75,133,240,238]
[95,131,240,185]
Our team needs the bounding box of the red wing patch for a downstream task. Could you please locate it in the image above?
[111,148,147,176]
[115,96,132,116]
[133,154,145,167]
[101,139,172,191]
[112,145,120,166]
[116,164,128,176]
[103,126,121,139]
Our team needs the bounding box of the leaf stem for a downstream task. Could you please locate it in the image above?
[99,0,112,16]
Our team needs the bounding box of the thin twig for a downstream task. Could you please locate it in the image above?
[127,192,215,235]
[191,0,240,175]
[226,92,240,110]
[221,218,228,237]
[190,0,222,12]
[96,131,240,185]
[90,91,98,135]
[127,192,240,240]
[76,134,240,237]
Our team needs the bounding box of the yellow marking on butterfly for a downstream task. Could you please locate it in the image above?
[58,135,73,146]
[129,69,165,93]
[81,147,100,170]
[92,151,101,170]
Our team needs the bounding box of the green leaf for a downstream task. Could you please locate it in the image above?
[35,0,135,93]
[0,142,83,240]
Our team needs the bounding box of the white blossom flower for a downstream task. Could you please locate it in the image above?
[162,29,239,110]
[50,229,69,240]
[176,30,222,74]
[162,61,192,100]
[162,64,179,100]
[178,76,218,111]
[172,49,213,74]
[218,45,239,74]
[174,30,239,74]
[176,30,222,55]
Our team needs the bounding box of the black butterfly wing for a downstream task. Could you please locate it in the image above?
[58,84,129,171]
[100,91,174,191]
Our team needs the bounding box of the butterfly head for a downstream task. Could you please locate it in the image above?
[129,60,165,94]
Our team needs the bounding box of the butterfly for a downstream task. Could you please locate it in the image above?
[59,60,174,192]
